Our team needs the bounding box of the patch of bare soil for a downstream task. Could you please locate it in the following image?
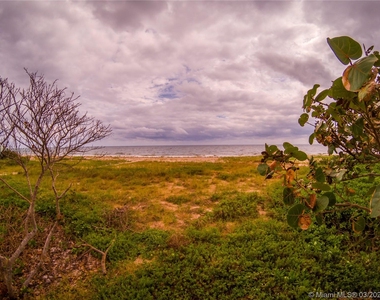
[159,200,178,211]
[257,204,268,219]
[2,224,103,299]
[149,221,166,230]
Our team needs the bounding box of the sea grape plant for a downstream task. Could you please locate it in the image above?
[258,36,380,232]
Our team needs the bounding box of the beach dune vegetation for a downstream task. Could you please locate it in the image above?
[259,36,380,238]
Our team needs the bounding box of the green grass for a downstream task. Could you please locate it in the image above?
[82,221,380,300]
[1,156,380,299]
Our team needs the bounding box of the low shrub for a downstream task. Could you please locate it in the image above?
[212,193,260,221]
[89,220,380,300]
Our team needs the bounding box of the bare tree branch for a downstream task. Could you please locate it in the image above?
[0,69,112,298]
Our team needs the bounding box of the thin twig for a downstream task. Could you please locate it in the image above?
[81,239,115,275]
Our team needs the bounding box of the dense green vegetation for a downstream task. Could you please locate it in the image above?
[259,36,380,233]
[1,156,380,299]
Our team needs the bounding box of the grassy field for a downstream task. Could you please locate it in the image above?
[1,156,380,299]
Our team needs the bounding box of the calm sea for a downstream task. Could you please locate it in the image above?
[86,144,327,157]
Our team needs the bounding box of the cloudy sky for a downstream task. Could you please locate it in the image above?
[0,1,379,146]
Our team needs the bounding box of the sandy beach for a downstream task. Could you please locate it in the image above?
[83,155,225,163]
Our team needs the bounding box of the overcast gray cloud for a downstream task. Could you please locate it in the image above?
[0,1,379,146]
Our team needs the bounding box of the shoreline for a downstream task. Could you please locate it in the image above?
[80,155,244,163]
[78,152,326,163]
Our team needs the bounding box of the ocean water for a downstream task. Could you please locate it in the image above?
[85,144,327,157]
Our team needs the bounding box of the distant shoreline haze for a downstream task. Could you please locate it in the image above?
[83,144,327,157]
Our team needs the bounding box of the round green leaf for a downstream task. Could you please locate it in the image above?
[293,150,308,161]
[352,216,366,233]
[283,187,295,205]
[312,182,331,191]
[342,54,379,92]
[313,196,329,213]
[298,113,309,127]
[334,169,347,182]
[327,36,362,65]
[328,77,356,100]
[265,144,279,155]
[323,192,336,206]
[257,163,270,176]
[287,204,306,229]
[283,142,294,150]
[315,167,326,183]
[316,213,324,226]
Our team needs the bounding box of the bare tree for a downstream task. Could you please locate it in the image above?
[0,70,111,298]
[0,77,17,154]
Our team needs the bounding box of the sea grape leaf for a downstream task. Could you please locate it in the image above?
[315,89,329,102]
[328,77,357,100]
[298,113,309,127]
[342,54,378,92]
[316,213,324,226]
[293,150,308,161]
[298,214,312,230]
[352,216,366,233]
[265,144,279,155]
[370,185,380,218]
[287,204,306,229]
[358,81,377,102]
[313,196,329,213]
[352,117,364,138]
[312,182,331,191]
[323,191,336,206]
[315,167,325,183]
[257,163,270,176]
[283,187,295,205]
[334,169,347,182]
[327,36,362,65]
[309,133,315,145]
[303,84,320,109]
[283,142,295,151]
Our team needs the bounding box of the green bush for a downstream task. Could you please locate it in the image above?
[89,220,380,300]
[212,193,259,221]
